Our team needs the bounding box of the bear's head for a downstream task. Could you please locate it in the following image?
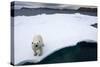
[32,40,40,48]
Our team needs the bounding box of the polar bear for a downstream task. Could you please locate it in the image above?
[32,35,44,56]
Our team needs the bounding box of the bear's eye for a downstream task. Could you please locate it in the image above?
[37,42,38,44]
[39,41,40,42]
[32,42,33,44]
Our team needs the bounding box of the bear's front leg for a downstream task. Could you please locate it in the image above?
[39,48,43,56]
[34,53,37,56]
[34,50,37,56]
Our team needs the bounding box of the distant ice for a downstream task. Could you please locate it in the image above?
[13,13,97,65]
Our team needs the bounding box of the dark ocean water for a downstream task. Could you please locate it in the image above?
[15,41,97,66]
[11,7,97,17]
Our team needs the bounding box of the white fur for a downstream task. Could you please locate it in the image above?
[32,35,44,56]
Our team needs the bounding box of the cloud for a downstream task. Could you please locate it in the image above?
[13,1,96,10]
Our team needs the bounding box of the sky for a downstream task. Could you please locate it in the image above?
[13,1,96,10]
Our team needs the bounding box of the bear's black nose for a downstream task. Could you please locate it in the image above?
[35,45,38,47]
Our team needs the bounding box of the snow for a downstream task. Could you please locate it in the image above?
[14,13,97,65]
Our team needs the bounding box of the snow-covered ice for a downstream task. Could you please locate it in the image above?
[13,13,97,65]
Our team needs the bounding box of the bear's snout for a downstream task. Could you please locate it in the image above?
[35,44,38,47]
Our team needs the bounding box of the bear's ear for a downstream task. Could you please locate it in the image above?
[32,42,33,44]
